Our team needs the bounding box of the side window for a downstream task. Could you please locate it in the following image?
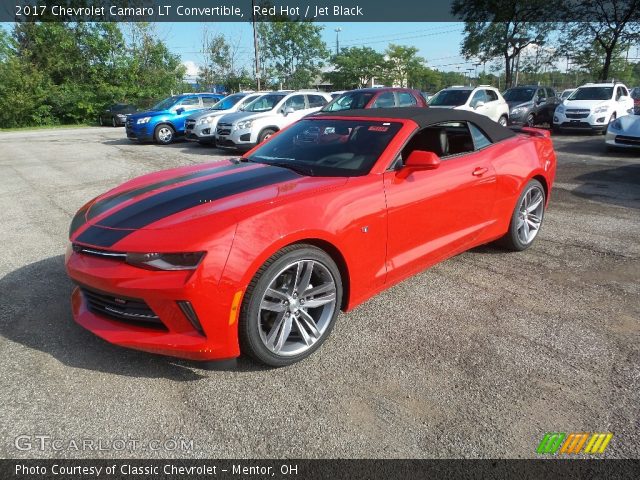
[397,92,417,107]
[284,95,306,111]
[372,92,396,108]
[202,96,219,107]
[307,95,328,108]
[468,123,492,150]
[546,88,556,99]
[537,89,546,101]
[621,86,629,97]
[470,90,487,107]
[615,87,623,100]
[484,89,499,102]
[179,96,200,108]
[400,122,475,162]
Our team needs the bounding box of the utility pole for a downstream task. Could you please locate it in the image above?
[251,0,261,90]
[334,27,342,55]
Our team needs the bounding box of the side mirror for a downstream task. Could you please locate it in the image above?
[400,150,441,175]
[474,101,485,109]
[176,107,185,115]
[283,107,295,116]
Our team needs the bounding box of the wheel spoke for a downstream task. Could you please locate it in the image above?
[522,219,530,239]
[303,292,336,308]
[266,288,288,301]
[265,312,286,348]
[303,282,335,299]
[516,217,525,229]
[527,193,543,212]
[528,213,542,225]
[261,299,285,312]
[273,314,292,353]
[298,310,321,338]
[296,261,314,294]
[526,219,539,230]
[293,316,313,346]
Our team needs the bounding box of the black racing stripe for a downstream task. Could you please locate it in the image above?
[87,162,249,221]
[75,167,299,248]
[69,204,90,237]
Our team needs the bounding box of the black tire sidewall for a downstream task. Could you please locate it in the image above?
[258,128,276,144]
[239,245,343,367]
[526,113,535,126]
[112,117,117,127]
[154,124,174,145]
[505,179,546,251]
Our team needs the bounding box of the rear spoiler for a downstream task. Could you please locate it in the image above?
[509,126,551,138]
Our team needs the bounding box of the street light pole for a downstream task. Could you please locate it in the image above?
[334,27,342,55]
[251,0,261,90]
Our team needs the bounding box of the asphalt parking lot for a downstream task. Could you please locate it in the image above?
[0,127,638,459]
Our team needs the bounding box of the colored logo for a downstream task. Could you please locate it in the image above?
[537,432,613,455]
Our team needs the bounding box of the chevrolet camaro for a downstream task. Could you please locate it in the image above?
[66,108,556,366]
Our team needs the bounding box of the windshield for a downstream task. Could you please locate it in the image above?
[211,94,245,111]
[111,104,129,111]
[561,90,574,99]
[322,92,375,112]
[242,94,286,112]
[429,90,472,106]
[568,87,613,101]
[246,119,402,177]
[151,97,179,111]
[503,88,536,102]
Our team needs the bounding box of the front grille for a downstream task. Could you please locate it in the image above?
[185,119,196,130]
[615,135,640,146]
[217,122,232,136]
[566,109,590,119]
[560,121,592,129]
[80,286,166,329]
[126,118,134,128]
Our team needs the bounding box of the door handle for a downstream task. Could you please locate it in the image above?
[472,167,488,176]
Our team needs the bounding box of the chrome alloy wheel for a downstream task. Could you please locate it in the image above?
[516,185,544,244]
[258,260,337,356]
[157,126,173,143]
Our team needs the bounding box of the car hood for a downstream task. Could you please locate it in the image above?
[218,110,276,124]
[610,114,640,133]
[562,100,608,110]
[508,101,533,109]
[128,110,171,120]
[186,109,230,121]
[69,161,348,249]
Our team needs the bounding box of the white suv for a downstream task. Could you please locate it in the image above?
[215,91,332,150]
[553,82,634,133]
[428,85,509,125]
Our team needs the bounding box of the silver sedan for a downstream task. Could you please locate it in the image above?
[605,114,640,149]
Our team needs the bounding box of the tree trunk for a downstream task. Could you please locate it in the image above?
[600,47,614,81]
[504,52,512,88]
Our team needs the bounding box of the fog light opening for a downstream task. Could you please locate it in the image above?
[177,301,205,336]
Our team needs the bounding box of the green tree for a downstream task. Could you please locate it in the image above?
[257,19,329,89]
[326,47,386,89]
[452,0,554,88]
[383,44,425,88]
[558,0,640,81]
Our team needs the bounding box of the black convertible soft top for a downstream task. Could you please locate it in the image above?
[314,107,516,143]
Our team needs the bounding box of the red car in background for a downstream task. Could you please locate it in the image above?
[322,87,427,112]
[66,108,555,367]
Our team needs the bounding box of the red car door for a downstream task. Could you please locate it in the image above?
[382,124,496,283]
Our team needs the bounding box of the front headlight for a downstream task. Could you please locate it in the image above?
[136,117,151,124]
[610,118,623,130]
[117,114,127,118]
[593,105,609,114]
[556,106,565,114]
[236,120,253,130]
[125,252,205,271]
[511,107,526,115]
[197,116,215,125]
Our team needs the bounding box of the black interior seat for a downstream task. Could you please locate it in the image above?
[403,127,449,158]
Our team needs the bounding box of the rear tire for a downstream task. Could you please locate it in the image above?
[239,244,342,367]
[154,124,175,145]
[499,179,546,251]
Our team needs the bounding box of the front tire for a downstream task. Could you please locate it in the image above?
[239,244,343,367]
[99,116,103,126]
[154,124,175,145]
[498,115,508,127]
[258,128,277,144]
[111,117,117,127]
[525,112,535,127]
[499,179,546,251]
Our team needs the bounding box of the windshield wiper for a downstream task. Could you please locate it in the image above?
[259,160,314,176]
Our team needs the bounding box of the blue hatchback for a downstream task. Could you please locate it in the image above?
[126,93,225,144]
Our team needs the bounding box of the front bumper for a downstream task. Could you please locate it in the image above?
[185,120,216,143]
[605,129,640,148]
[553,111,610,131]
[125,121,155,142]
[215,125,256,151]
[65,245,242,361]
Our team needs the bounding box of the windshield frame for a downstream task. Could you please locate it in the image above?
[568,87,614,101]
[322,91,375,112]
[503,87,537,103]
[151,96,181,111]
[242,94,287,113]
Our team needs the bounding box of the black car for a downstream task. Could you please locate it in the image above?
[503,86,560,127]
[98,103,138,127]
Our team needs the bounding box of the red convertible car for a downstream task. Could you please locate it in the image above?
[66,108,556,366]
